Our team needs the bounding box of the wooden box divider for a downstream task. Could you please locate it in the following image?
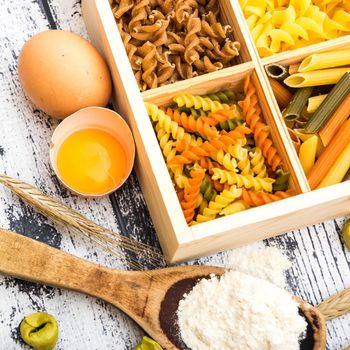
[186,181,350,262]
[262,35,350,66]
[82,0,350,262]
[142,62,254,104]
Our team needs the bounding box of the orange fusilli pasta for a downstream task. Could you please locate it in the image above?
[179,166,205,224]
[242,188,294,207]
[163,107,219,139]
[239,77,283,171]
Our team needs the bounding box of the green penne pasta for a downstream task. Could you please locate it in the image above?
[304,72,350,133]
[284,67,350,88]
[265,63,289,81]
[298,49,350,72]
[283,87,313,121]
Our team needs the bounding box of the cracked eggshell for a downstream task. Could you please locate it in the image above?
[18,30,112,119]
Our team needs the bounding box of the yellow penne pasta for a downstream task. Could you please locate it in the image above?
[289,63,300,75]
[307,94,327,113]
[294,129,314,143]
[298,49,350,72]
[294,129,324,156]
[317,142,350,188]
[298,135,318,175]
[284,68,350,87]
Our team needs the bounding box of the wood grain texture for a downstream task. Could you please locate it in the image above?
[0,0,143,348]
[0,228,228,350]
[0,0,349,350]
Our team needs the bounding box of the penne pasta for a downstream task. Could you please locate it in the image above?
[294,130,324,157]
[298,49,350,72]
[268,78,293,109]
[287,128,301,153]
[283,87,313,121]
[265,63,289,81]
[284,67,350,88]
[304,72,350,133]
[298,135,318,176]
[307,119,350,189]
[343,167,350,182]
[317,142,350,188]
[319,93,350,146]
[289,63,300,75]
[294,129,316,143]
[307,94,327,113]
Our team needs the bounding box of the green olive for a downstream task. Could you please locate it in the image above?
[342,219,350,250]
[133,336,163,350]
[20,312,58,350]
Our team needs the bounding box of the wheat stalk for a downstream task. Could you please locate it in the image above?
[317,287,350,320]
[0,174,165,269]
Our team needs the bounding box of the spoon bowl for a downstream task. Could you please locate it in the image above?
[0,228,326,349]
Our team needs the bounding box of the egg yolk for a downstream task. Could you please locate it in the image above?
[57,129,127,195]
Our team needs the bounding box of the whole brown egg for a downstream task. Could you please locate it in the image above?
[18,30,112,119]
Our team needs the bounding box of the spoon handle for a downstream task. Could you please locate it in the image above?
[0,227,150,320]
[0,228,107,296]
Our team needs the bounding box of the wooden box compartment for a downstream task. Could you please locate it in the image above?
[236,0,350,61]
[107,0,254,91]
[82,0,350,262]
[261,40,350,191]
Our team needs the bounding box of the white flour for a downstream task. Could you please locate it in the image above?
[224,244,292,288]
[177,270,307,350]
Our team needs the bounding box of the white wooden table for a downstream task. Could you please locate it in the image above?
[0,0,349,349]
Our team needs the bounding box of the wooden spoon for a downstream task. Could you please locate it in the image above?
[0,228,326,349]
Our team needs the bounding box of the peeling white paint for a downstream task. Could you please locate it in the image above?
[0,0,349,349]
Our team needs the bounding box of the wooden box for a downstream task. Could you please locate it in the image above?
[81,0,350,262]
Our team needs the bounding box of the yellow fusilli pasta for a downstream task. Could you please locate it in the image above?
[210,149,238,172]
[249,147,267,178]
[212,168,274,192]
[173,94,230,112]
[220,200,250,216]
[196,185,242,222]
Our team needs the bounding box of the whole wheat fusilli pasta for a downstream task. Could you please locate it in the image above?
[111,0,241,90]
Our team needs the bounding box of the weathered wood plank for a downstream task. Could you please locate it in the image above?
[45,0,161,267]
[266,218,350,350]
[0,0,144,348]
[0,0,349,349]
